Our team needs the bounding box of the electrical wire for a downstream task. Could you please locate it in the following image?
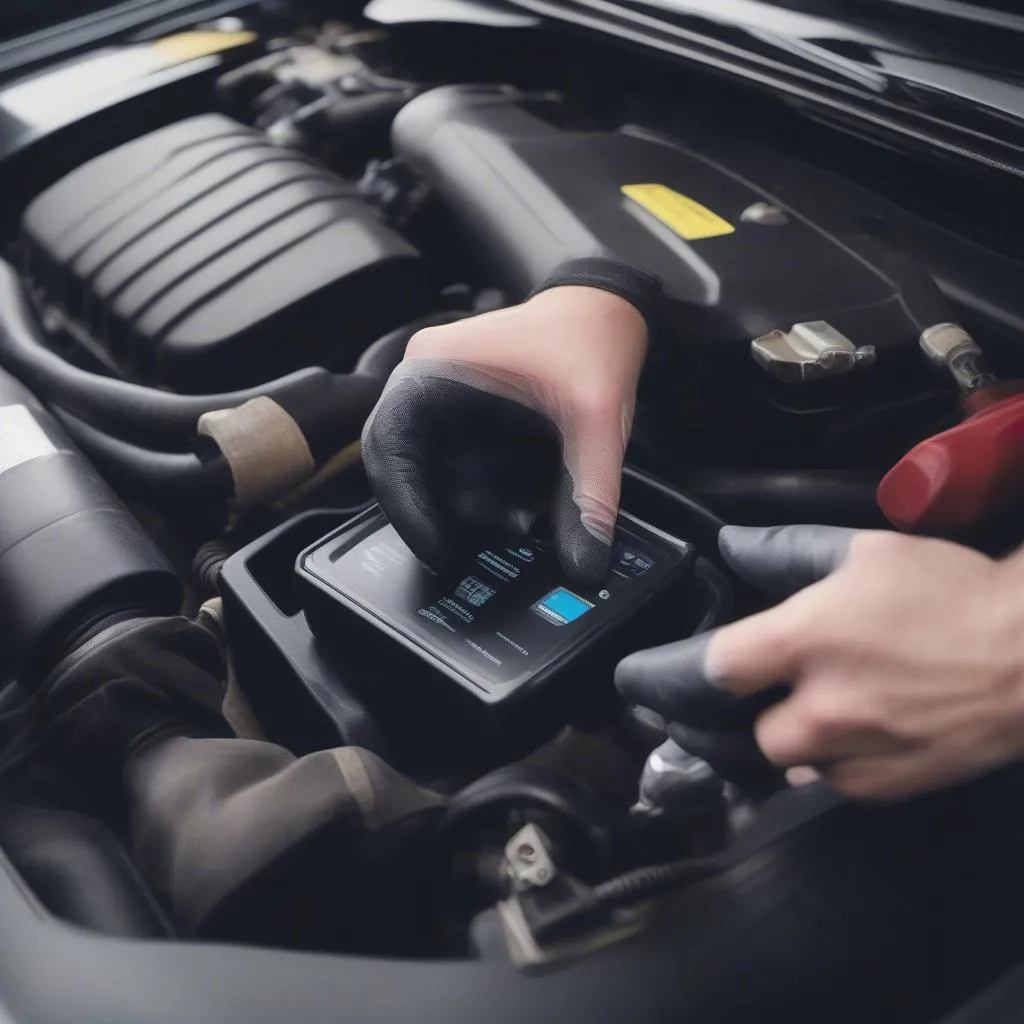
[52,408,230,506]
[0,259,334,448]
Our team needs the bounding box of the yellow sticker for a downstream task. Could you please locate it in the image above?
[149,30,258,63]
[621,184,734,241]
[0,32,257,123]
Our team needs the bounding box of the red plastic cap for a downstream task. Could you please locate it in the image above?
[878,391,1024,533]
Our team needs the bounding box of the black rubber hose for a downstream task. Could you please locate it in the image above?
[52,409,230,506]
[621,466,727,551]
[191,539,234,600]
[677,468,885,528]
[0,260,463,453]
[322,91,412,140]
[269,371,382,465]
[529,856,718,944]
[856,228,955,335]
[0,258,336,449]
[535,778,845,943]
[278,313,468,464]
[690,558,734,635]
[353,311,469,380]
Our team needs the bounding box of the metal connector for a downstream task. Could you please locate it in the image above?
[751,321,875,384]
[919,322,996,396]
[634,739,724,821]
[505,824,557,891]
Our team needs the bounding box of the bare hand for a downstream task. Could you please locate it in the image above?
[617,526,1024,800]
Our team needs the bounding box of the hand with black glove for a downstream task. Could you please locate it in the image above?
[617,526,1024,801]
[361,258,660,583]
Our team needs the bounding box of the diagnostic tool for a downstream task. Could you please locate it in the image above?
[297,506,696,757]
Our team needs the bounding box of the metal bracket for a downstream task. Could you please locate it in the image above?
[751,321,875,384]
[505,824,556,891]
[494,825,651,969]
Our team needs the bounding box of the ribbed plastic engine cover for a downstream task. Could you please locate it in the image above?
[20,114,428,392]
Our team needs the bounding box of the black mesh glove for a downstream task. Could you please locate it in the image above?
[362,258,660,584]
[615,526,854,783]
[617,525,1024,802]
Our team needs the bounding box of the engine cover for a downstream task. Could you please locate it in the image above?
[393,86,951,465]
[20,114,428,392]
[393,87,946,351]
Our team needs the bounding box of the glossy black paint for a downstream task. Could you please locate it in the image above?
[0,0,260,84]
[0,3,1021,1024]
[494,0,1024,182]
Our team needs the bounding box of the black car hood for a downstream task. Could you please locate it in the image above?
[486,0,1024,179]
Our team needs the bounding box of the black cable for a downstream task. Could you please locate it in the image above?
[533,780,849,944]
[677,468,885,528]
[40,316,449,508]
[53,409,230,506]
[0,260,468,461]
[855,227,955,335]
[622,465,727,550]
[268,372,382,465]
[530,855,719,944]
[592,857,717,906]
[191,540,235,600]
[353,311,469,380]
[690,557,734,634]
[275,314,468,464]
[0,259,337,449]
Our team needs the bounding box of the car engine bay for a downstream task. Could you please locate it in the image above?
[3,4,1024,1022]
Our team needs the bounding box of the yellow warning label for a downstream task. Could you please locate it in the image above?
[621,184,734,241]
[0,31,257,124]
[150,30,258,63]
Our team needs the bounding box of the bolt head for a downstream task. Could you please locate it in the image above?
[741,202,789,226]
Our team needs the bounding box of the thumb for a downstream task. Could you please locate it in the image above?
[551,404,628,584]
[718,524,857,598]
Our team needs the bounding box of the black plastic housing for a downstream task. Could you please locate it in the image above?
[392,86,955,467]
[0,365,181,683]
[393,85,948,348]
[21,114,429,391]
[220,487,705,773]
[219,506,398,760]
[217,475,722,763]
[295,506,695,764]
[0,33,258,243]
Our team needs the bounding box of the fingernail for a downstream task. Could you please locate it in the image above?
[786,766,821,787]
[700,633,735,695]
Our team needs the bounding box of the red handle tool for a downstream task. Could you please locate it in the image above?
[878,388,1024,533]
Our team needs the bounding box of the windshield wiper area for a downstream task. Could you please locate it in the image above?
[870,0,1024,34]
[506,0,1024,179]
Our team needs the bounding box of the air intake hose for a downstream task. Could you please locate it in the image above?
[0,257,464,513]
[0,366,181,684]
[0,258,341,450]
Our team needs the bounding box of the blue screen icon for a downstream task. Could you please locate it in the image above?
[532,587,594,626]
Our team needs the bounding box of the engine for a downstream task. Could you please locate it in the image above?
[17,71,958,469]
[0,8,1023,1016]
[21,113,428,390]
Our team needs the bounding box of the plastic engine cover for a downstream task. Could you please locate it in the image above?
[20,114,428,392]
[392,86,944,391]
